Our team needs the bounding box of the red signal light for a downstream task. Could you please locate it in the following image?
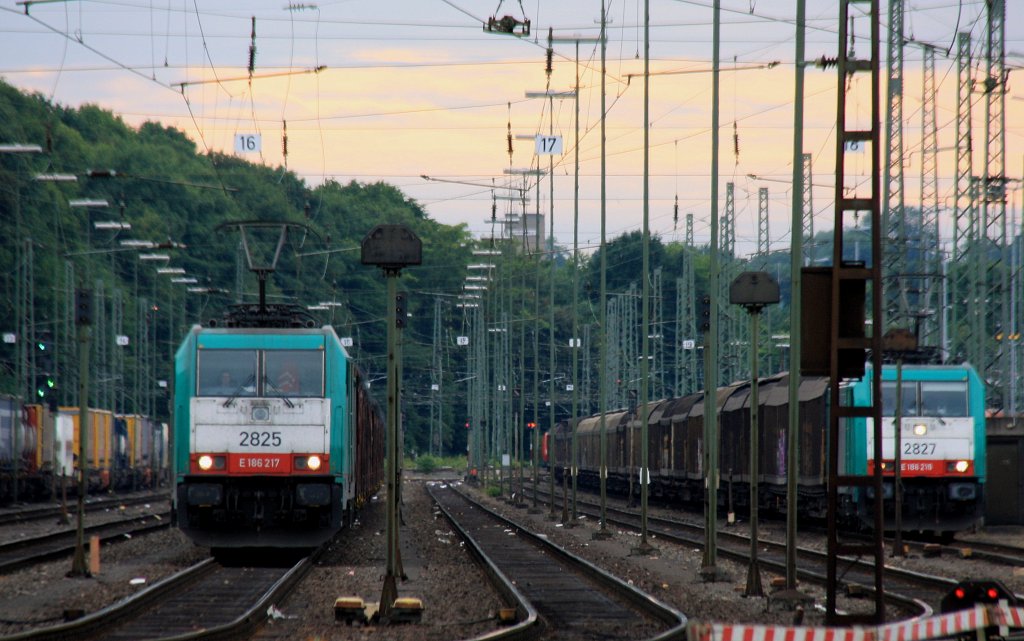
[941,580,1017,613]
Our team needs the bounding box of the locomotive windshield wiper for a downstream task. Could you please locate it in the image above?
[222,374,257,408]
[263,376,295,408]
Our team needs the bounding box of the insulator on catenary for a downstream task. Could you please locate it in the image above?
[248,17,256,76]
[545,27,553,76]
[282,120,288,160]
[506,103,513,159]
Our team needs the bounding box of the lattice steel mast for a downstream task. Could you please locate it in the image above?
[883,0,906,331]
[719,182,741,383]
[951,32,978,367]
[827,0,884,624]
[917,43,941,350]
[757,187,770,266]
[675,214,698,395]
[802,154,815,266]
[982,0,1009,410]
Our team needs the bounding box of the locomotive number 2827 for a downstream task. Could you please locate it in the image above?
[240,431,282,447]
[903,441,936,456]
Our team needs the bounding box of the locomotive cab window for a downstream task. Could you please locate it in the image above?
[198,350,257,396]
[264,350,324,398]
[920,381,968,417]
[881,382,919,416]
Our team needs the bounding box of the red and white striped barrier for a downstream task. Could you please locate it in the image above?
[877,605,985,641]
[687,623,872,641]
[688,605,1024,641]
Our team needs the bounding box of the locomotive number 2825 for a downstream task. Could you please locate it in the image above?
[240,431,282,447]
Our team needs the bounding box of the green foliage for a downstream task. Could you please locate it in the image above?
[413,454,439,473]
[438,455,467,473]
[0,80,475,455]
[405,454,466,474]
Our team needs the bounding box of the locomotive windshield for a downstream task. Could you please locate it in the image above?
[198,350,257,397]
[264,350,324,398]
[881,380,968,417]
[881,382,918,416]
[920,381,968,417]
[197,348,324,398]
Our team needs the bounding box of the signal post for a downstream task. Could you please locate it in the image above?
[358,224,422,624]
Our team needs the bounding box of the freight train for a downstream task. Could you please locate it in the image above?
[0,396,168,503]
[550,363,985,535]
[172,304,384,549]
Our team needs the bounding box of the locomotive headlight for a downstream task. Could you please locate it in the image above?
[306,455,322,471]
[198,454,214,471]
[252,406,271,421]
[913,423,928,436]
[953,460,969,473]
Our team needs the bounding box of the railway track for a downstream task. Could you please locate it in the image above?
[0,554,311,641]
[532,483,973,618]
[428,482,687,641]
[0,511,170,575]
[935,538,1024,567]
[0,492,169,528]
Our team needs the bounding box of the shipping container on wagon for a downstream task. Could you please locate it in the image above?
[0,395,34,502]
[157,420,170,485]
[58,407,115,491]
[0,398,36,466]
[54,412,75,478]
[0,396,22,465]
[21,404,53,499]
[23,405,49,477]
[118,414,162,489]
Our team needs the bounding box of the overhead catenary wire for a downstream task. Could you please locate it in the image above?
[5,2,1012,235]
